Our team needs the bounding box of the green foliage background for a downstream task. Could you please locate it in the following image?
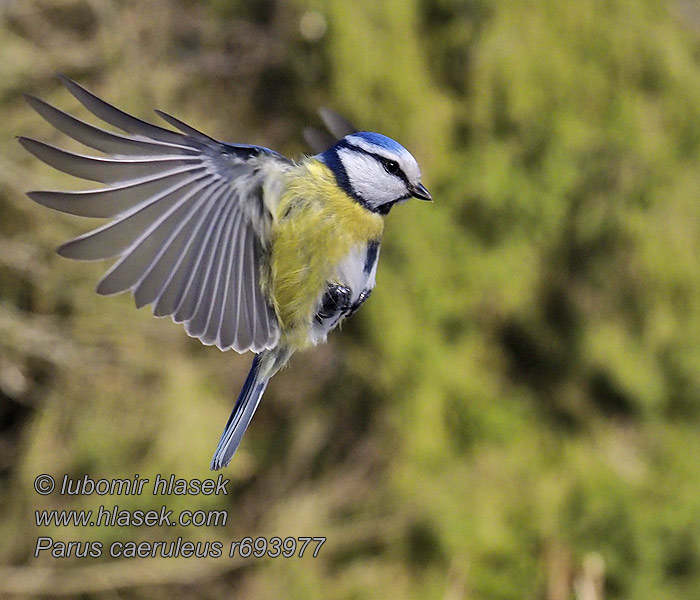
[1,0,700,598]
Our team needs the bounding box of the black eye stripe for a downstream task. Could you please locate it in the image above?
[339,141,410,187]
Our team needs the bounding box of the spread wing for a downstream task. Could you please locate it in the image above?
[20,76,283,353]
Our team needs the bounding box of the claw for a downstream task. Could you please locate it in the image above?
[316,283,352,321]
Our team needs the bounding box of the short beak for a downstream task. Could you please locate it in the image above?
[410,182,432,202]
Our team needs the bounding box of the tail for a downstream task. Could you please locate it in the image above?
[210,348,291,470]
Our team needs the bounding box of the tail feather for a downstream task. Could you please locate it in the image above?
[210,353,269,470]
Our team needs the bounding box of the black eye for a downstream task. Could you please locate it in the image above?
[383,159,400,174]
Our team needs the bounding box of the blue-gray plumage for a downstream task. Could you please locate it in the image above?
[20,77,431,470]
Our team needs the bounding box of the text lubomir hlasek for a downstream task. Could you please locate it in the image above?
[59,474,230,495]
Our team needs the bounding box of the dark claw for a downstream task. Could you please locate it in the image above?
[347,288,372,317]
[316,283,352,322]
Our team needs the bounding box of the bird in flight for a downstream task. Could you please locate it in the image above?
[20,77,431,470]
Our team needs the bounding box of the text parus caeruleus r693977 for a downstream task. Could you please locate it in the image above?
[19,77,432,470]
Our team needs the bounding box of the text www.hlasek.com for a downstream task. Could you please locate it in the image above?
[36,505,227,527]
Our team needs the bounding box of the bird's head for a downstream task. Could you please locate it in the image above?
[320,131,431,215]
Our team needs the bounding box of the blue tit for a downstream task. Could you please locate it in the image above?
[20,77,432,470]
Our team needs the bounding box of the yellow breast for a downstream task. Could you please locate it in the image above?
[264,159,384,348]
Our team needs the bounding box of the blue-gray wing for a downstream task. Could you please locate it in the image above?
[20,76,282,353]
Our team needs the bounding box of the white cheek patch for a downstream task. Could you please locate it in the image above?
[345,135,422,183]
[337,147,406,207]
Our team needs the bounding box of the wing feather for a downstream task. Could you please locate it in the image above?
[58,75,192,146]
[243,232,258,350]
[186,202,239,338]
[27,166,205,218]
[152,187,229,317]
[303,126,335,154]
[202,210,242,346]
[95,178,218,295]
[234,225,252,351]
[213,215,243,349]
[57,172,208,260]
[133,183,224,308]
[319,107,357,139]
[24,94,197,157]
[18,137,199,184]
[174,198,233,324]
[23,77,281,352]
[218,220,244,351]
[154,109,218,143]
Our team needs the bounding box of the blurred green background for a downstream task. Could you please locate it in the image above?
[2,0,700,598]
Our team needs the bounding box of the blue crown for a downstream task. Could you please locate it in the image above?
[350,131,406,154]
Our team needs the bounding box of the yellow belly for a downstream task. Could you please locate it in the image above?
[265,160,384,348]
